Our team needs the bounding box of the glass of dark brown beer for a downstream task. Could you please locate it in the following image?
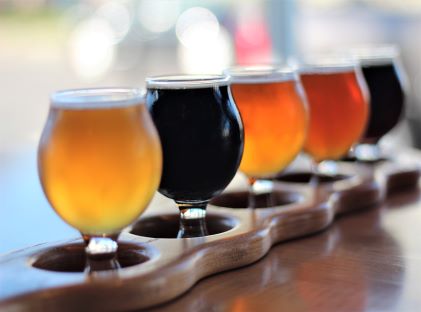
[146,75,244,238]
[38,88,162,268]
[351,47,406,161]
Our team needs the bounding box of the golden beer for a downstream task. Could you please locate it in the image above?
[38,90,162,236]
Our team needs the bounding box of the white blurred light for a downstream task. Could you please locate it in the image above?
[178,26,233,74]
[69,18,115,81]
[176,7,219,48]
[139,0,180,33]
[95,1,132,43]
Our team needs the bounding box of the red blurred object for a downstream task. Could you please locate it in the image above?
[234,17,272,65]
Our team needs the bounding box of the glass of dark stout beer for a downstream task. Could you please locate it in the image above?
[352,47,407,161]
[146,75,244,238]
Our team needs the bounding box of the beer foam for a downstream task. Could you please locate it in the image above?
[51,88,145,109]
[347,46,398,66]
[225,66,297,84]
[358,56,395,66]
[146,75,229,89]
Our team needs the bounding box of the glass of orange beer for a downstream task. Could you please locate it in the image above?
[38,88,162,266]
[300,63,369,174]
[226,66,308,207]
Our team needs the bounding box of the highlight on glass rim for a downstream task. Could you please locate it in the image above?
[1,1,420,311]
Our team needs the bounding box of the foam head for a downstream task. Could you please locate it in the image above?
[146,75,229,89]
[224,66,297,84]
[51,88,145,109]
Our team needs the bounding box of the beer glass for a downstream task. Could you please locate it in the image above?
[300,63,369,175]
[352,48,406,161]
[38,88,162,265]
[146,75,244,238]
[225,66,308,207]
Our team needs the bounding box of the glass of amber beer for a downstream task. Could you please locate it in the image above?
[300,63,369,174]
[38,88,162,264]
[226,66,308,207]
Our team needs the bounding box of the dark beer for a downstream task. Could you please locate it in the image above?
[361,61,405,143]
[146,76,244,202]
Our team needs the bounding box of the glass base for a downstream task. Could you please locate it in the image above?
[177,202,209,238]
[85,257,121,273]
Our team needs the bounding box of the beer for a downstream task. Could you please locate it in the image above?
[146,75,243,238]
[228,68,308,178]
[301,66,369,162]
[38,89,162,236]
[146,76,244,202]
[360,61,405,143]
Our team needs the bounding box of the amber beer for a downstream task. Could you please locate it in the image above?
[300,66,369,162]
[228,68,307,178]
[38,89,162,236]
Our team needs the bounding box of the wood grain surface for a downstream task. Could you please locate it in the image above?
[151,189,421,312]
[0,149,419,311]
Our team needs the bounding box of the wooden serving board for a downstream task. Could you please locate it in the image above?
[0,158,419,311]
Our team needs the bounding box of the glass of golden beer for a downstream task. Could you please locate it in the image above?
[226,66,308,207]
[300,63,369,175]
[38,88,162,265]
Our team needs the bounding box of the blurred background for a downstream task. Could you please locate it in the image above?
[1,0,421,252]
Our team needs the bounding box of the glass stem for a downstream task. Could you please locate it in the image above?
[82,233,121,272]
[310,160,322,186]
[347,145,356,159]
[83,233,119,259]
[85,257,121,273]
[248,177,257,208]
[176,201,209,238]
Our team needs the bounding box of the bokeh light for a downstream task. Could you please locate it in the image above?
[139,0,180,33]
[178,26,233,74]
[176,7,220,48]
[234,4,272,65]
[95,1,132,44]
[176,7,232,73]
[69,18,115,81]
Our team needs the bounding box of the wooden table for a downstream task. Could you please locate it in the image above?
[1,144,421,311]
[150,189,421,312]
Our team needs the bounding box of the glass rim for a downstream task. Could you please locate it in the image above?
[224,66,297,84]
[356,55,397,66]
[146,74,229,89]
[348,46,399,65]
[298,63,358,75]
[50,87,145,109]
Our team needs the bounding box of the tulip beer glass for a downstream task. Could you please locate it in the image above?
[38,88,162,265]
[146,75,244,238]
